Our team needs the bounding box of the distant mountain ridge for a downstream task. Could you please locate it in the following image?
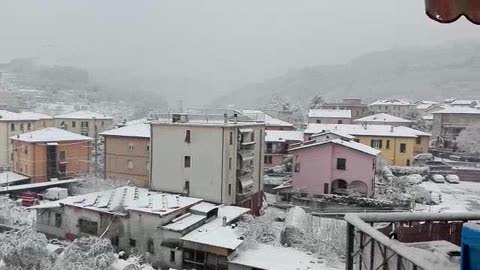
[213,42,480,108]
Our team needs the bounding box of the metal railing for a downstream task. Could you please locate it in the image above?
[344,212,480,270]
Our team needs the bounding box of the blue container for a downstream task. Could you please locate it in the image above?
[462,223,480,270]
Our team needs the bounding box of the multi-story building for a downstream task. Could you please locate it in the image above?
[150,112,264,214]
[100,123,150,187]
[10,127,92,183]
[264,130,303,168]
[353,113,412,127]
[307,109,352,124]
[0,110,54,168]
[369,99,415,117]
[319,98,369,119]
[241,110,294,130]
[304,124,431,166]
[289,138,380,196]
[54,111,114,137]
[432,106,480,147]
[32,186,249,269]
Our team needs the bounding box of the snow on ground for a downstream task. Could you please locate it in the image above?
[417,181,480,213]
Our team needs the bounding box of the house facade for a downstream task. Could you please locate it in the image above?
[369,99,415,117]
[150,112,264,215]
[307,109,352,124]
[0,110,54,168]
[264,130,303,168]
[54,110,114,137]
[10,127,92,183]
[289,139,380,196]
[319,98,369,119]
[100,123,150,187]
[305,124,431,166]
[432,107,480,147]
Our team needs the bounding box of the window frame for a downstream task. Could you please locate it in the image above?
[184,155,191,168]
[336,158,347,170]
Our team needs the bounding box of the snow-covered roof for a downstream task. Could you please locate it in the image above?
[190,202,218,214]
[289,138,381,156]
[416,103,434,110]
[0,172,30,186]
[162,213,206,232]
[304,123,431,138]
[100,123,150,138]
[265,130,304,142]
[450,99,477,106]
[10,127,93,143]
[0,110,51,121]
[181,205,249,250]
[311,130,355,140]
[229,244,330,270]
[54,110,113,120]
[432,106,480,114]
[241,110,293,127]
[125,118,149,125]
[369,99,413,106]
[354,113,411,124]
[37,186,203,216]
[308,109,351,118]
[0,178,82,193]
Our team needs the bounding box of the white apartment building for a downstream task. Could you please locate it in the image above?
[369,99,415,117]
[150,112,265,215]
[54,110,114,137]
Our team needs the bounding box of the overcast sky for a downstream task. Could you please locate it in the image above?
[0,0,479,98]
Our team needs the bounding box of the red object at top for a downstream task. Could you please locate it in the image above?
[21,192,38,207]
[425,0,480,24]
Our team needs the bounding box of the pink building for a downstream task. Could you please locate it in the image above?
[288,139,380,196]
[264,130,303,168]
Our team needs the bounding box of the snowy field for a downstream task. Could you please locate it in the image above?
[417,181,480,213]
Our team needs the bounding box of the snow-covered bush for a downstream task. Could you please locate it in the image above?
[405,109,431,132]
[237,211,276,247]
[456,127,480,155]
[52,237,116,270]
[388,166,430,176]
[0,195,35,229]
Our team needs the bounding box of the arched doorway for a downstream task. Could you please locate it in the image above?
[331,179,348,195]
[348,180,368,196]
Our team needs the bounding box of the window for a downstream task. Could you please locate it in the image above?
[400,143,407,153]
[337,158,346,170]
[27,122,31,130]
[294,162,300,172]
[338,120,343,124]
[127,160,134,169]
[416,137,421,145]
[354,139,360,143]
[250,131,255,142]
[184,156,191,168]
[78,219,98,235]
[316,120,321,123]
[229,157,232,170]
[24,146,28,154]
[147,144,150,152]
[386,140,390,149]
[81,121,89,128]
[264,156,272,164]
[59,151,66,161]
[55,213,62,227]
[129,238,136,247]
[81,131,89,136]
[128,143,134,151]
[147,239,155,254]
[170,250,175,262]
[266,142,273,153]
[184,180,190,194]
[229,131,233,145]
[371,139,382,149]
[20,123,24,131]
[102,121,104,127]
[228,184,232,196]
[406,159,411,166]
[72,121,76,128]
[185,130,191,143]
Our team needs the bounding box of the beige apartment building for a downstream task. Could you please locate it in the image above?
[150,111,265,215]
[54,111,114,137]
[100,123,150,187]
[0,110,54,168]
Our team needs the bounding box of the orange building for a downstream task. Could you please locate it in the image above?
[10,127,93,183]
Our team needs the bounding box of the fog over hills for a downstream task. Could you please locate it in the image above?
[213,41,480,108]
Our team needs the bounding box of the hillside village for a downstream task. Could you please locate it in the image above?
[2,66,480,270]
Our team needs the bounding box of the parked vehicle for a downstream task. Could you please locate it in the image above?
[405,174,423,185]
[445,174,460,184]
[431,174,445,183]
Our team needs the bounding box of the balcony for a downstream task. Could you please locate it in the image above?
[344,212,480,270]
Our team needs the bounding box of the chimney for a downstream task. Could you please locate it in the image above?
[224,113,228,124]
[222,216,227,226]
[390,126,394,132]
[233,113,238,124]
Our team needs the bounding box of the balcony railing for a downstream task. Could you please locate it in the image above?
[344,212,480,270]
